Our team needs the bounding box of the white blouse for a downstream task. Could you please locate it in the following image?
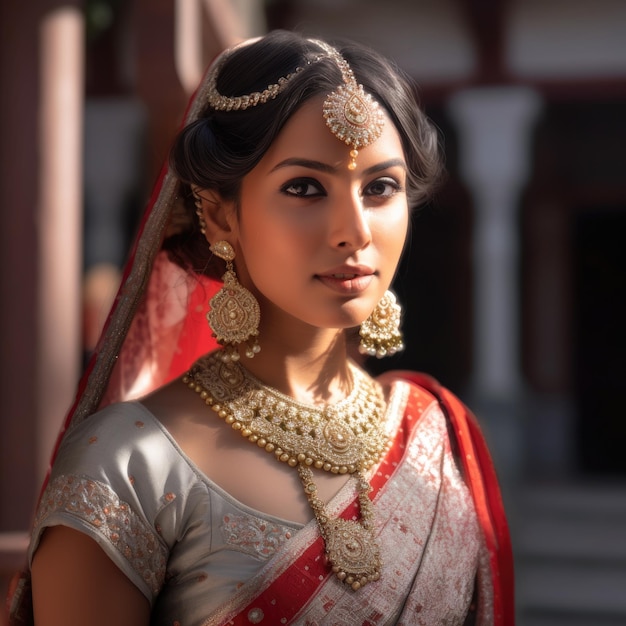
[29,402,303,625]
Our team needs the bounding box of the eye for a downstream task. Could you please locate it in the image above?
[364,177,403,199]
[281,178,326,197]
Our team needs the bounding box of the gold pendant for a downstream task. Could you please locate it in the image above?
[298,464,381,590]
[324,518,382,590]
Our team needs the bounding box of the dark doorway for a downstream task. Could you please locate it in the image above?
[573,208,626,475]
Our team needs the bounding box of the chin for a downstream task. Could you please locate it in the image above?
[328,305,372,330]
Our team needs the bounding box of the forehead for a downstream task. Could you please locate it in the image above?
[257,96,405,171]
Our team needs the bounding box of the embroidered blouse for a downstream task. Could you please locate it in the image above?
[29,402,302,624]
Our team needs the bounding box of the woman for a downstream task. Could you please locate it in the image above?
[9,30,513,625]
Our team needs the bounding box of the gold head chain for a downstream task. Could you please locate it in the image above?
[205,39,385,169]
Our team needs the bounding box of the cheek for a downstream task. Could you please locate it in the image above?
[237,219,314,293]
[374,206,409,254]
[241,209,323,262]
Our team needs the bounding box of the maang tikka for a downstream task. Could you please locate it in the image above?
[359,291,404,359]
[204,39,385,170]
[208,240,261,362]
[315,40,385,170]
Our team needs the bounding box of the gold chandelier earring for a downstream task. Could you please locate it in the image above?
[358,290,404,358]
[208,240,261,362]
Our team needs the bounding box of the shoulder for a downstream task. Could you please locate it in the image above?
[32,403,178,602]
[56,401,181,475]
[377,369,471,420]
[33,399,210,601]
[65,401,158,437]
[378,369,441,396]
[377,369,484,464]
[377,369,448,415]
[48,398,207,535]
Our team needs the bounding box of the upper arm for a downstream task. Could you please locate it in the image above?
[31,525,151,626]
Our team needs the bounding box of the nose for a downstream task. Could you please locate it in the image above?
[330,190,372,250]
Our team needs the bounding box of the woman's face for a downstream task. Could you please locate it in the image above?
[231,95,409,334]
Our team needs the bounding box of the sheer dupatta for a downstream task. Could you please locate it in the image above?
[44,60,226,479]
[7,51,225,626]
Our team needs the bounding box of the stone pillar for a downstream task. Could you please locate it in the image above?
[37,7,85,481]
[447,86,542,482]
[0,1,83,614]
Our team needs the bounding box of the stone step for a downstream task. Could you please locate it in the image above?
[519,611,626,626]
[517,559,626,616]
[514,483,626,626]
[516,515,626,562]
[519,483,626,517]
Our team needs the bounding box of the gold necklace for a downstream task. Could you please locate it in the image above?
[183,351,389,589]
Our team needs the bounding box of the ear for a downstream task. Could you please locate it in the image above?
[191,186,239,244]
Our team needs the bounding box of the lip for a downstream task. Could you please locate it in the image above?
[315,265,376,295]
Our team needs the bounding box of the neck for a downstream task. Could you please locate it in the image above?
[235,326,359,405]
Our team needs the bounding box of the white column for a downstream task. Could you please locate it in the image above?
[37,8,84,481]
[447,87,542,486]
[448,87,542,400]
[175,0,267,95]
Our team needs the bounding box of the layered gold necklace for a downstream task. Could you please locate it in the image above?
[183,351,390,589]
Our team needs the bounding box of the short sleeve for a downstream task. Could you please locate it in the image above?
[28,402,201,604]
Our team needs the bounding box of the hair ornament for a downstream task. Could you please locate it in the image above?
[205,38,385,169]
[205,42,322,112]
[206,61,305,111]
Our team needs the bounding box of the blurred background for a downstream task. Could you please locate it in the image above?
[1,1,625,623]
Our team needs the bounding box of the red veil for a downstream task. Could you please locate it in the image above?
[43,78,224,485]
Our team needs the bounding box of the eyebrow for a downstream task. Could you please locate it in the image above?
[269,157,407,176]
